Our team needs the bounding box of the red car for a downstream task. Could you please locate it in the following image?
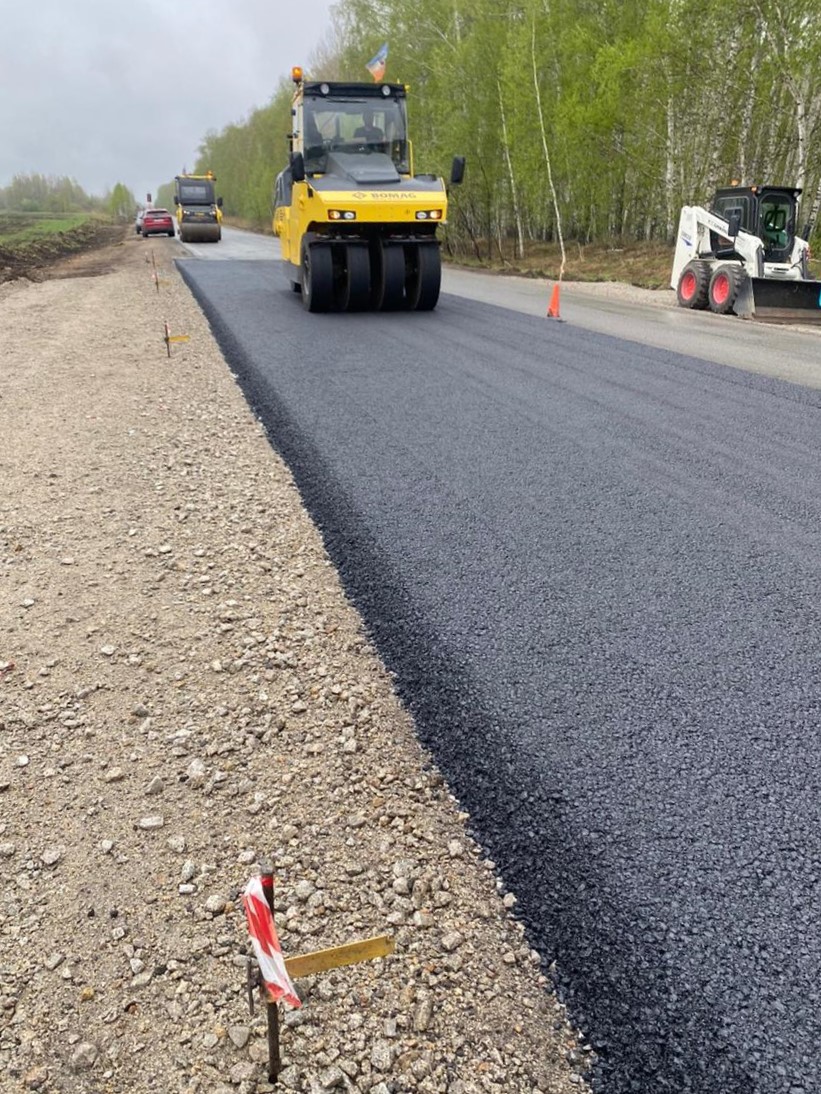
[141,208,175,238]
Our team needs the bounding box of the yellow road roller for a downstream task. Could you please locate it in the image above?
[273,67,465,312]
[175,172,223,243]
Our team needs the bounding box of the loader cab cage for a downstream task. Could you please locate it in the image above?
[758,196,794,261]
[297,86,410,176]
[711,186,800,264]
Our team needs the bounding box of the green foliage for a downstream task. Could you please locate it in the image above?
[175,0,821,251]
[155,181,176,210]
[0,174,100,214]
[187,81,294,228]
[0,214,90,245]
[107,182,136,221]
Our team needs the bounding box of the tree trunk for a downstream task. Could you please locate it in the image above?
[497,81,525,260]
[665,92,676,239]
[802,176,821,239]
[793,78,808,193]
[531,19,566,280]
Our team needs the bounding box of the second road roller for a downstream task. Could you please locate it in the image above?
[174,172,223,243]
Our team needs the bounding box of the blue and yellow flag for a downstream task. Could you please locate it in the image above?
[366,43,388,82]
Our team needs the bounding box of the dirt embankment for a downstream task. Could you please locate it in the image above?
[0,221,127,285]
[0,236,591,1093]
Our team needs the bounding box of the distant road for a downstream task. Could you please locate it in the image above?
[178,224,278,262]
[177,225,821,388]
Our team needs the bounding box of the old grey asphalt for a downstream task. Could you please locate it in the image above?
[179,257,821,1094]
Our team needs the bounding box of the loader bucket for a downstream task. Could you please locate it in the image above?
[734,275,754,319]
[749,277,821,324]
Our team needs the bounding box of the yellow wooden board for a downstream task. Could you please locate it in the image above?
[166,335,190,343]
[282,934,395,981]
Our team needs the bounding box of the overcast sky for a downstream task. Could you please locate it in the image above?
[0,0,337,202]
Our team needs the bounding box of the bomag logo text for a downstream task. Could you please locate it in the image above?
[352,192,422,200]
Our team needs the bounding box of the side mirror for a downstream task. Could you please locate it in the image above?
[450,156,466,186]
[217,196,223,208]
[173,196,179,206]
[726,210,741,238]
[291,152,306,183]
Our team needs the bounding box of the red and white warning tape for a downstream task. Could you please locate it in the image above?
[242,875,301,1008]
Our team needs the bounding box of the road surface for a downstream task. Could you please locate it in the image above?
[177,237,821,1094]
[179,225,821,388]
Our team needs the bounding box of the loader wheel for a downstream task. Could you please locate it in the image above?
[301,241,334,312]
[708,265,742,314]
[373,243,406,310]
[340,244,371,311]
[406,244,442,311]
[676,260,710,309]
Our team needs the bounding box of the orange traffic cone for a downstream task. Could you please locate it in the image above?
[546,282,561,319]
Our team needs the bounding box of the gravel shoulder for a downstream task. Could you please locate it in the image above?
[0,238,589,1093]
[447,267,676,307]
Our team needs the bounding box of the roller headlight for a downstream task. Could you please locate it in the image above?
[328,210,356,220]
[415,209,443,220]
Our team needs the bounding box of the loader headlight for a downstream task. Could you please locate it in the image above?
[328,210,356,220]
[381,85,392,97]
[320,83,330,95]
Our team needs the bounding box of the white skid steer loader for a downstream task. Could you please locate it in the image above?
[671,185,821,323]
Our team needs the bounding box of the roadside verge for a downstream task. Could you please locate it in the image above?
[0,235,589,1092]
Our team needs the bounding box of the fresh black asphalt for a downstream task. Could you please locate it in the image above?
[179,259,821,1094]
